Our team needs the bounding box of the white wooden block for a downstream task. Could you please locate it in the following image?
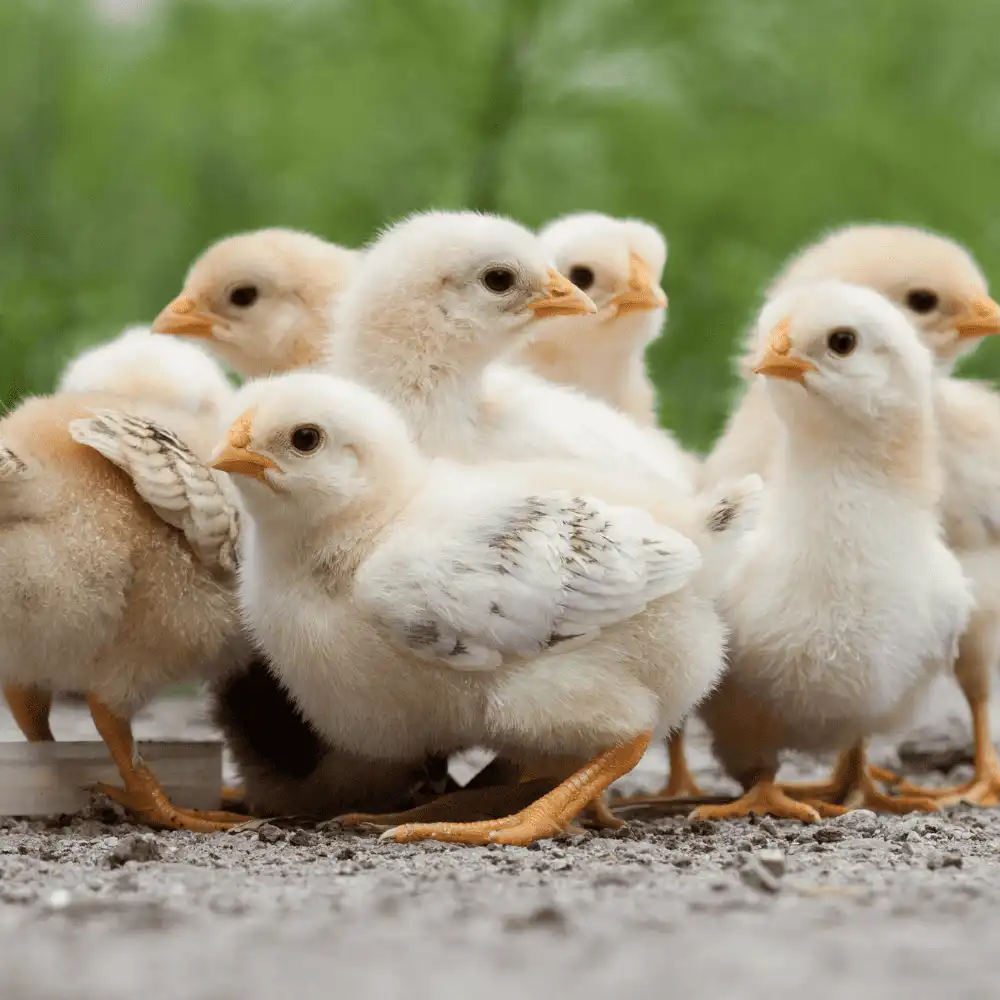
[0,740,222,817]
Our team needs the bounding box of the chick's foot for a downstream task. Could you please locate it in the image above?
[86,694,247,833]
[382,732,652,846]
[691,778,821,823]
[91,782,248,833]
[894,698,1000,807]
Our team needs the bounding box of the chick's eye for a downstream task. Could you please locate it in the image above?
[568,266,595,291]
[827,327,858,357]
[229,285,259,308]
[290,425,323,454]
[906,289,938,314]
[481,268,516,294]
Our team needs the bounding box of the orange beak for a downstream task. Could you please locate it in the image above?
[151,295,221,338]
[752,317,817,385]
[527,269,598,319]
[609,252,668,316]
[210,412,280,483]
[955,294,1000,339]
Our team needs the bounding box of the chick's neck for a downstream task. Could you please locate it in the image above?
[773,396,940,509]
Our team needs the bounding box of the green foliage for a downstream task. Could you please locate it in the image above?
[3,0,1000,449]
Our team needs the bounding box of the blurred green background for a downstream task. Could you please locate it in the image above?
[3,0,1000,451]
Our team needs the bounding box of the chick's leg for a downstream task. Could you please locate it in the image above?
[3,684,54,742]
[383,732,652,846]
[87,695,247,832]
[896,698,1000,806]
[794,742,938,815]
[607,729,706,808]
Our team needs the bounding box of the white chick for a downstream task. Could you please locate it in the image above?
[326,210,695,495]
[212,372,743,846]
[57,324,235,424]
[0,391,248,831]
[700,224,1000,807]
[513,212,667,426]
[692,281,972,822]
[152,228,360,376]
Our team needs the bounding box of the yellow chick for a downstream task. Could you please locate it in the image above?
[514,212,667,426]
[151,228,359,376]
[0,392,247,831]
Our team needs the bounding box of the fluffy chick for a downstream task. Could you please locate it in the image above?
[152,228,359,376]
[57,324,235,424]
[0,392,248,831]
[513,212,668,426]
[326,210,695,495]
[693,281,972,822]
[700,224,1000,806]
[212,372,736,846]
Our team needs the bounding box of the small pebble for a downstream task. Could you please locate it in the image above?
[756,848,786,878]
[739,858,781,894]
[106,834,162,868]
[813,826,845,843]
[257,825,285,844]
[288,830,316,848]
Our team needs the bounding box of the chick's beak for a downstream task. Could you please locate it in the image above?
[955,294,1000,339]
[211,413,280,482]
[151,295,220,338]
[527,269,597,319]
[752,318,817,386]
[610,252,668,316]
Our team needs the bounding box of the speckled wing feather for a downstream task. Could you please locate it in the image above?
[354,491,702,671]
[69,409,240,572]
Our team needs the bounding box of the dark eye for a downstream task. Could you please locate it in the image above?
[906,289,938,314]
[481,268,516,294]
[568,266,595,291]
[229,285,259,308]
[290,425,323,454]
[827,327,858,357]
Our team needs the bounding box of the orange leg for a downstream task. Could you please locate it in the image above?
[87,695,248,833]
[608,729,705,808]
[896,697,1000,807]
[382,732,652,846]
[4,684,54,742]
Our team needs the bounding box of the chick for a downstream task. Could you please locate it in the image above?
[0,391,248,831]
[211,372,739,846]
[326,210,695,495]
[152,228,359,376]
[513,212,667,426]
[692,281,972,822]
[57,324,235,423]
[701,224,1000,806]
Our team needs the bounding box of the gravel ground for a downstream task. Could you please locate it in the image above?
[1,679,999,1000]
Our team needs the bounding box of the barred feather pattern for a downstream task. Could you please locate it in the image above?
[69,409,240,573]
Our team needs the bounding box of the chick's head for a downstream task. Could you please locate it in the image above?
[752,280,935,427]
[211,373,420,521]
[58,325,233,419]
[767,225,1000,370]
[152,229,359,376]
[539,212,667,323]
[333,211,597,371]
